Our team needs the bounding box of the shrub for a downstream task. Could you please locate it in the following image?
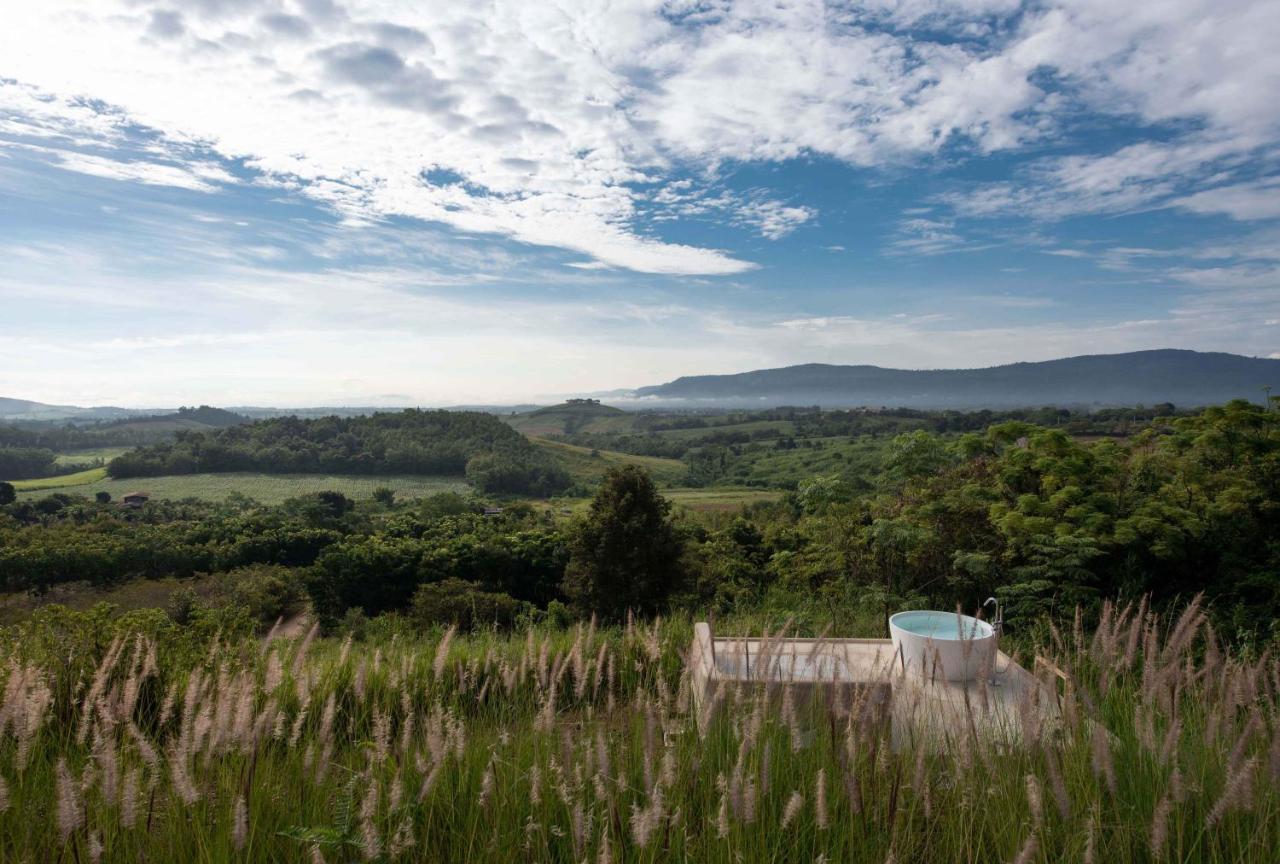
[225,564,305,624]
[410,578,528,631]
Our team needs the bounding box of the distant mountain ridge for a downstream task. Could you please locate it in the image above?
[0,397,159,422]
[631,350,1280,408]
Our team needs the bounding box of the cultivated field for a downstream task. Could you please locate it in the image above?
[532,437,688,486]
[53,447,134,466]
[0,600,1274,862]
[10,467,109,491]
[664,487,784,512]
[14,472,468,504]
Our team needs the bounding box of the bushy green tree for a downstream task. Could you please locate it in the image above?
[562,466,684,619]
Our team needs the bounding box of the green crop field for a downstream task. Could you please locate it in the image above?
[9,466,109,490]
[664,486,784,511]
[53,446,134,465]
[646,418,797,441]
[15,471,469,504]
[532,437,688,485]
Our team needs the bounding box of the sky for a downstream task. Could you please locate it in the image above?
[1,0,1278,407]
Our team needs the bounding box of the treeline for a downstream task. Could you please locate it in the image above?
[0,447,59,480]
[3,400,1278,640]
[0,404,244,453]
[557,404,1190,463]
[107,409,570,496]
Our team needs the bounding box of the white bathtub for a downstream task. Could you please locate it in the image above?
[889,611,997,682]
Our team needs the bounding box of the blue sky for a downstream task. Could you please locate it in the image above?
[1,0,1278,406]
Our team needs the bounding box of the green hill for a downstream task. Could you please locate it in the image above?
[506,400,635,437]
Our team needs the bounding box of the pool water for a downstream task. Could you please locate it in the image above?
[890,611,993,641]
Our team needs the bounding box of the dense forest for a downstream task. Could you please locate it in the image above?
[557,403,1185,461]
[3,399,1277,641]
[106,409,570,495]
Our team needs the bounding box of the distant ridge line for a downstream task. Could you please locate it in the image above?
[629,349,1280,409]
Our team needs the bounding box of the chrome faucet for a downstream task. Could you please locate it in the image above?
[983,596,1003,637]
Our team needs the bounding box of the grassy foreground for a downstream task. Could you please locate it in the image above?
[0,600,1275,862]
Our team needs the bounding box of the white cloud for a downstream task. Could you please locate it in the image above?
[1174,179,1280,221]
[3,0,1274,277]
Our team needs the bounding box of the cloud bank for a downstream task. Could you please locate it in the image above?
[2,0,1276,275]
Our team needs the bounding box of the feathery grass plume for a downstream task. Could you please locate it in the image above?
[597,823,612,864]
[1091,723,1117,796]
[1083,814,1096,864]
[0,775,8,812]
[1270,721,1280,782]
[232,794,248,852]
[290,621,320,680]
[782,790,804,829]
[1226,714,1260,773]
[716,772,731,838]
[1207,756,1258,826]
[1011,832,1038,864]
[1149,793,1171,859]
[78,634,124,745]
[742,776,758,825]
[88,831,103,864]
[389,818,415,857]
[14,668,54,772]
[815,766,828,830]
[359,781,380,860]
[629,785,665,848]
[56,757,83,842]
[1158,717,1182,766]
[1042,750,1069,820]
[478,757,495,806]
[418,760,441,802]
[1160,594,1204,666]
[120,767,140,828]
[1025,774,1043,828]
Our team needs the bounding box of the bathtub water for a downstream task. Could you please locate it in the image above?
[889,610,997,682]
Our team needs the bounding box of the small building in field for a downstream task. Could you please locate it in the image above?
[120,491,150,508]
[483,506,504,517]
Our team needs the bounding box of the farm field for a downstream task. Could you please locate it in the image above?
[14,471,468,503]
[53,446,134,465]
[527,485,783,518]
[645,418,797,441]
[531,436,688,485]
[664,486,784,511]
[9,466,108,490]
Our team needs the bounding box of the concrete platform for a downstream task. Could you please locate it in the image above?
[690,622,1055,747]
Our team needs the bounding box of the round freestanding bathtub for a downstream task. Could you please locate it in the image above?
[889,611,997,682]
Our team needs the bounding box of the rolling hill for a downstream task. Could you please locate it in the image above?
[0,397,153,422]
[506,400,636,436]
[631,350,1280,408]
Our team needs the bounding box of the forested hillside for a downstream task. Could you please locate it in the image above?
[106,409,570,495]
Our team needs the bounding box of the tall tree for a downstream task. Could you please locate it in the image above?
[562,466,684,620]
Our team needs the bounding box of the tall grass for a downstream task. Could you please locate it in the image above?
[0,599,1276,862]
